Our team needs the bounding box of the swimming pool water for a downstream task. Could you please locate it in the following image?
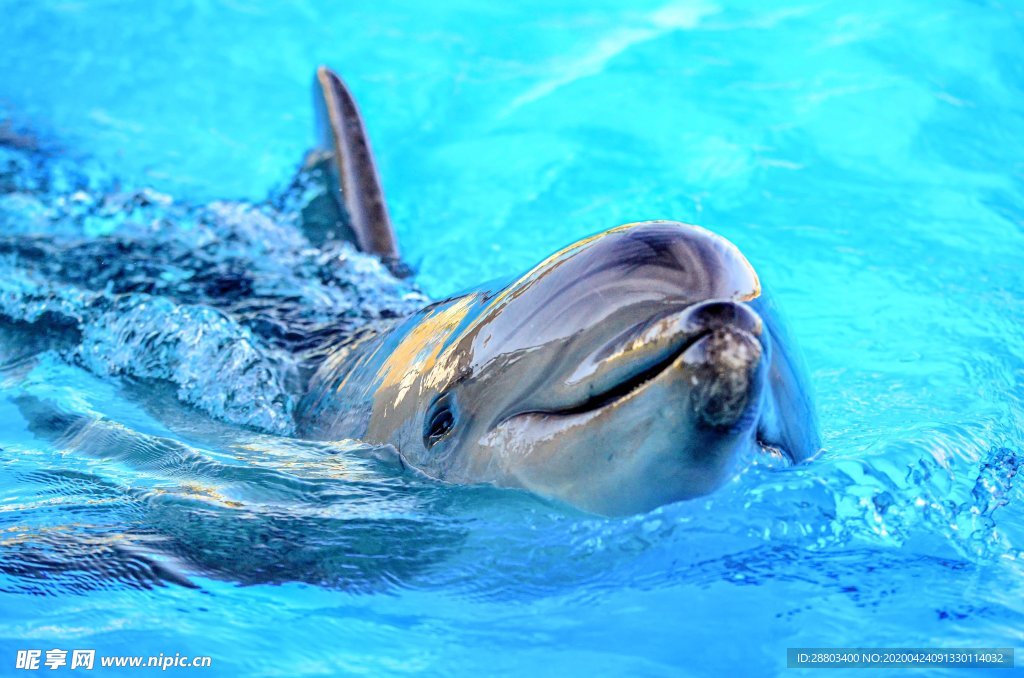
[1,0,1023,675]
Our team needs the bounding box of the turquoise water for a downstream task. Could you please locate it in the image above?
[2,0,1023,675]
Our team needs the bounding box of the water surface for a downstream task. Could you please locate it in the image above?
[1,0,1022,675]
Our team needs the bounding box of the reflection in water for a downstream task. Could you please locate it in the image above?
[6,387,467,593]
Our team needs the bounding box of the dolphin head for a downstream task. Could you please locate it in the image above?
[301,221,818,516]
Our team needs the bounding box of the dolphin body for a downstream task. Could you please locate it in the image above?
[297,67,819,516]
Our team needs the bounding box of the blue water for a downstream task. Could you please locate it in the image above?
[2,0,1023,675]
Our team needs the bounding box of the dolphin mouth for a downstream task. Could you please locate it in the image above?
[515,323,795,466]
[534,328,718,417]
[505,300,768,424]
[495,298,796,467]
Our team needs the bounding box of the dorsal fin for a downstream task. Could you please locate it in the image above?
[313,66,399,259]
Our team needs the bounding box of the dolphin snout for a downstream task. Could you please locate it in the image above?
[679,299,762,339]
[678,322,765,431]
[673,301,766,430]
[556,299,765,413]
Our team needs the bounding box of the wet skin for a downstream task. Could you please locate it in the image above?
[298,220,818,516]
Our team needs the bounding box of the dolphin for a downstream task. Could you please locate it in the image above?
[296,67,819,516]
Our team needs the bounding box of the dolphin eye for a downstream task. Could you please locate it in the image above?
[423,396,456,448]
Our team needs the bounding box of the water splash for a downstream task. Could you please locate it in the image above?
[0,140,426,433]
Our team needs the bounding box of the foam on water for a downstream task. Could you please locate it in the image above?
[0,141,425,434]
